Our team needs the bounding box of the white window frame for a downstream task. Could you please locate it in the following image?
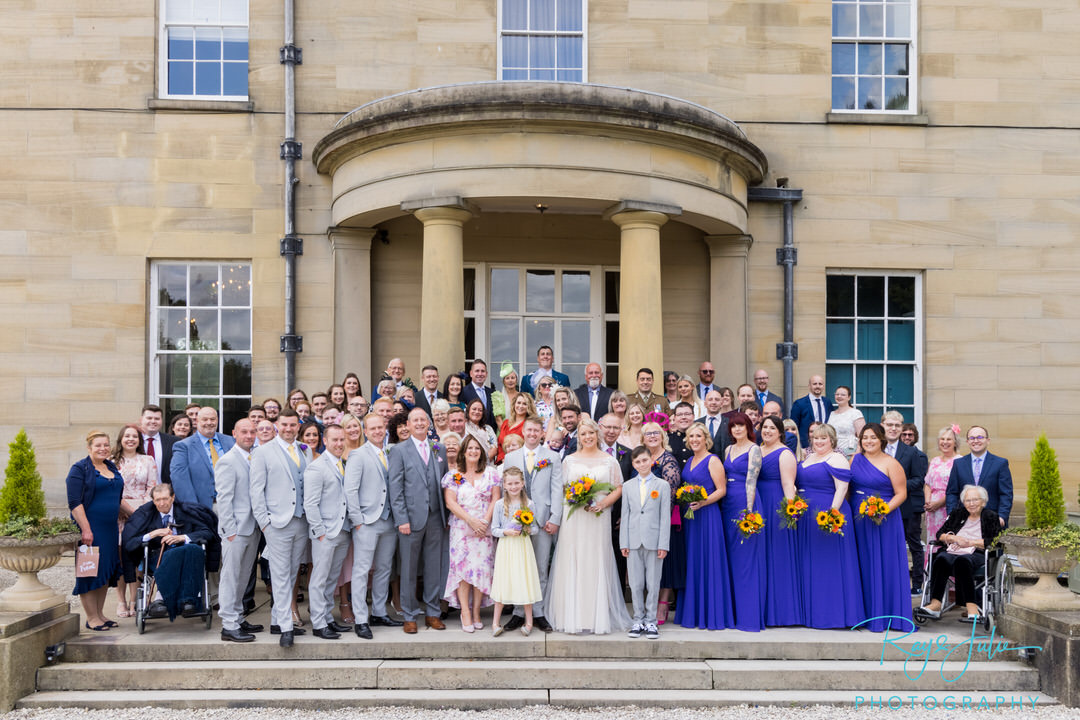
[831,0,917,114]
[158,0,250,101]
[149,261,253,431]
[497,0,589,82]
[824,269,923,427]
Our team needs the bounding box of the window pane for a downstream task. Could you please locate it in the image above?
[162,397,189,423]
[858,77,881,109]
[888,276,915,317]
[191,397,220,414]
[160,355,189,395]
[832,76,855,110]
[884,78,908,110]
[223,62,247,96]
[884,44,908,76]
[165,0,194,24]
[190,266,219,306]
[221,309,250,351]
[562,271,590,313]
[605,271,619,313]
[855,365,883,406]
[530,69,556,80]
[525,320,554,362]
[503,0,527,30]
[857,275,884,316]
[160,309,188,350]
[886,365,914,405]
[222,28,247,60]
[221,0,248,24]
[826,320,855,359]
[221,398,249,435]
[826,275,855,316]
[190,309,219,350]
[857,43,882,75]
[525,269,555,312]
[168,61,194,96]
[556,69,583,82]
[464,317,475,361]
[195,61,221,95]
[193,0,219,23]
[490,268,518,311]
[887,321,915,361]
[557,0,582,31]
[503,68,528,80]
[825,365,853,398]
[562,321,590,363]
[195,27,221,59]
[503,35,528,68]
[832,3,857,36]
[605,321,619,364]
[529,36,556,70]
[168,27,194,60]
[557,36,582,69]
[220,263,250,306]
[856,320,885,360]
[191,355,220,395]
[158,264,187,306]
[563,364,586,388]
[530,0,555,31]
[859,4,883,36]
[885,3,910,37]
[223,354,252,396]
[463,268,476,311]
[490,318,520,367]
[832,42,856,75]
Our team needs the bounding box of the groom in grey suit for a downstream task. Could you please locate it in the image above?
[501,416,562,633]
[620,446,672,636]
[344,413,401,639]
[214,418,263,642]
[250,408,311,647]
[388,408,448,633]
[303,424,352,639]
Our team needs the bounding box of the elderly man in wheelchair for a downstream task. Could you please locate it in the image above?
[917,484,1002,624]
[121,482,220,623]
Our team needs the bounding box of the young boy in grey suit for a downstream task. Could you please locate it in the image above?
[620,445,671,639]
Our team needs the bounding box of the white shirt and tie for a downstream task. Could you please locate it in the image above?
[812,396,826,422]
[588,388,600,418]
[143,434,163,481]
[472,384,488,409]
[412,436,430,465]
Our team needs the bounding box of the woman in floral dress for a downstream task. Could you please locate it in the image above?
[924,425,960,541]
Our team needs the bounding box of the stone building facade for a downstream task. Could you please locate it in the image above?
[2,0,1078,509]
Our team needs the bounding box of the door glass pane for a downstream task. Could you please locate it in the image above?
[856,276,884,316]
[525,270,555,312]
[561,271,590,313]
[525,320,554,364]
[856,320,884,360]
[605,271,620,313]
[886,365,914,405]
[490,268,518,312]
[826,319,855,359]
[463,268,476,311]
[190,309,219,350]
[562,321,590,363]
[887,320,915,360]
[490,318,520,368]
[191,355,220,395]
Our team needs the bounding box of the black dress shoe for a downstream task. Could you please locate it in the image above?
[270,625,307,636]
[240,621,264,633]
[369,615,403,627]
[328,621,351,633]
[279,631,294,647]
[534,616,553,633]
[181,602,198,617]
[221,628,255,643]
[354,623,373,639]
[147,601,168,619]
[312,626,341,640]
[504,615,525,631]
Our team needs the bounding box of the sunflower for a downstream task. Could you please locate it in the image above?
[786,505,797,516]
[816,511,829,524]
[518,510,534,525]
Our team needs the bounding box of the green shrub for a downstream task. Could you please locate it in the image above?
[0,429,47,524]
[1027,433,1065,530]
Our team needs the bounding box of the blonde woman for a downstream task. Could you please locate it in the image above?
[496,393,535,464]
[340,413,364,461]
[492,363,519,426]
[675,375,706,419]
[618,403,646,449]
[924,425,960,540]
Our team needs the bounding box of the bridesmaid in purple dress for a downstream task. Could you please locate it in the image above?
[721,413,765,632]
[796,423,865,628]
[757,416,803,626]
[850,423,914,633]
[675,423,734,630]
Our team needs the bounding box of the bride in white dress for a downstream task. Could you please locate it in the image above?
[544,417,633,634]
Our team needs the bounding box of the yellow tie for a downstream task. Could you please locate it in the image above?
[336,460,344,476]
[527,450,535,472]
[209,440,219,466]
[378,449,387,469]
[287,444,300,468]
[640,477,648,501]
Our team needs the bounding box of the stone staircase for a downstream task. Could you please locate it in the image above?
[17,617,1058,709]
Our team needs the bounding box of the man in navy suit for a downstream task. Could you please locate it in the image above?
[697,389,732,459]
[753,369,784,414]
[946,426,1012,527]
[460,358,497,429]
[412,365,443,418]
[882,411,928,592]
[140,405,178,485]
[790,375,834,450]
[574,362,614,419]
[171,406,236,509]
[520,345,571,396]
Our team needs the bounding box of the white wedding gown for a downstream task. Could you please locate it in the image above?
[544,453,633,634]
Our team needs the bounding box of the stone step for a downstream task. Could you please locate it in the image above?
[17,688,1059,710]
[37,658,1041,693]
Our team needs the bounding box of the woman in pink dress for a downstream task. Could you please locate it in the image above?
[924,424,960,541]
[111,423,158,618]
[442,434,501,632]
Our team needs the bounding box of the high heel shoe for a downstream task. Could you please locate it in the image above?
[292,609,305,627]
[339,600,355,625]
[116,600,131,618]
[657,600,669,626]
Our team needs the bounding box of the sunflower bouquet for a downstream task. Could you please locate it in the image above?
[675,483,707,519]
[734,509,765,542]
[816,507,846,536]
[564,475,615,517]
[513,507,536,535]
[777,495,809,529]
[858,495,891,525]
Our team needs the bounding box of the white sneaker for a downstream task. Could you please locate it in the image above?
[628,624,643,638]
[645,623,659,639]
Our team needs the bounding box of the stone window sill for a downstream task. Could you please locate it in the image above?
[826,112,929,126]
[148,98,255,112]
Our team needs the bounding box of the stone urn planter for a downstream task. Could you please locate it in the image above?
[1007,534,1080,611]
[0,532,79,612]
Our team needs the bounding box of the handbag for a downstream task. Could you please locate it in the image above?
[75,544,100,578]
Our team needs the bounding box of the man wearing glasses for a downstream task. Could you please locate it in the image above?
[945,426,1013,527]
[697,362,717,400]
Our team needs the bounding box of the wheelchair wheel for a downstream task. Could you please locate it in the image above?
[135,608,146,635]
[999,561,1015,607]
[204,605,213,630]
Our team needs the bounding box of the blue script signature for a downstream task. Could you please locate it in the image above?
[853,615,1043,683]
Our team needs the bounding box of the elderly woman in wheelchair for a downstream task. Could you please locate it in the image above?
[919,484,1001,622]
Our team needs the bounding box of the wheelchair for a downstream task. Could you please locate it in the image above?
[133,539,213,634]
[913,539,1013,631]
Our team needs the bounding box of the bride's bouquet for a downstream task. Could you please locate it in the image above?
[564,475,615,517]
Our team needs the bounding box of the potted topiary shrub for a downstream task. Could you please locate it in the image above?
[1004,434,1080,609]
[0,429,80,612]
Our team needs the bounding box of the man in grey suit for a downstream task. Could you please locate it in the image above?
[214,419,264,642]
[303,424,353,640]
[501,416,562,633]
[250,407,311,648]
[620,446,672,639]
[388,407,449,633]
[344,413,402,639]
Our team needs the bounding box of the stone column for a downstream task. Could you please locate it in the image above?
[704,234,753,388]
[328,227,376,390]
[406,201,474,381]
[607,207,671,393]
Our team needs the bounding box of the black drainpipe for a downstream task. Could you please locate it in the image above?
[746,185,803,410]
[279,0,303,392]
